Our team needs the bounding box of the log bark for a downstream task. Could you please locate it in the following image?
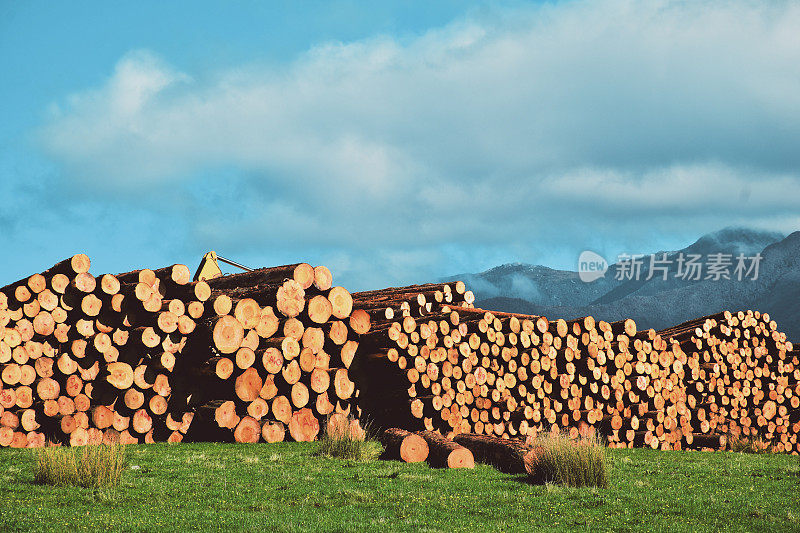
[206,263,315,291]
[417,430,474,468]
[453,433,540,474]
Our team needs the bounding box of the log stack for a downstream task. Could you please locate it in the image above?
[0,257,364,447]
[174,263,362,444]
[351,299,799,454]
[653,310,798,453]
[0,255,797,455]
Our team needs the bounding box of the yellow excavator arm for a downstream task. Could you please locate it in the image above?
[193,251,254,282]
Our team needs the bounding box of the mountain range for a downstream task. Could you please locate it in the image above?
[444,228,800,341]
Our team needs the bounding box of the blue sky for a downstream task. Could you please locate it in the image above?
[1,0,799,290]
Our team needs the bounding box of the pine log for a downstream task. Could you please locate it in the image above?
[453,433,541,474]
[206,263,315,291]
[417,430,474,468]
[380,428,429,463]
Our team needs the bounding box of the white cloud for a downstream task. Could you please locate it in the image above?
[38,0,800,285]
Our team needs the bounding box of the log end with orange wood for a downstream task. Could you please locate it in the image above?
[380,427,429,463]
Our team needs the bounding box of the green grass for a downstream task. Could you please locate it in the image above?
[33,445,126,489]
[0,443,797,532]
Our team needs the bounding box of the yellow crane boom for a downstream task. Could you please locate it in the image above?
[193,251,253,282]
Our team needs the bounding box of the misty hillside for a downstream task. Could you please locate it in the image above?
[444,228,800,341]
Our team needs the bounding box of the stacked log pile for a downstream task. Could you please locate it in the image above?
[0,256,363,447]
[353,299,799,454]
[174,263,363,444]
[0,254,137,448]
[353,304,630,441]
[349,283,476,431]
[654,310,798,453]
[0,255,797,455]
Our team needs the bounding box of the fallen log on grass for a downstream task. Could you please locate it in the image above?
[454,433,542,475]
[417,430,474,469]
[380,427,429,463]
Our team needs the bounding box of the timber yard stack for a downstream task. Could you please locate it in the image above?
[352,302,799,454]
[0,255,362,446]
[0,254,798,456]
[177,263,363,444]
[656,311,798,453]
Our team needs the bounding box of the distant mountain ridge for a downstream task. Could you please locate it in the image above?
[443,228,800,341]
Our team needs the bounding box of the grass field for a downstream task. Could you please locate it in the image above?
[0,443,797,532]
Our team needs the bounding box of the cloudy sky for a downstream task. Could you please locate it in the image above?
[1,0,798,290]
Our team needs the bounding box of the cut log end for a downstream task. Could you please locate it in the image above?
[213,315,245,354]
[288,408,319,442]
[381,428,429,463]
[313,266,333,291]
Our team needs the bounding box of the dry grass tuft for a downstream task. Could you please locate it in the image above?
[316,416,382,461]
[727,433,771,454]
[33,445,126,488]
[529,432,609,488]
